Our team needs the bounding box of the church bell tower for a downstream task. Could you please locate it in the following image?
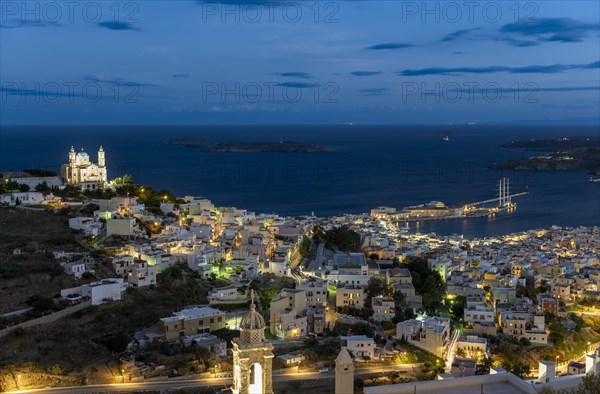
[232,290,274,394]
[69,146,76,164]
[335,347,354,394]
[98,146,105,167]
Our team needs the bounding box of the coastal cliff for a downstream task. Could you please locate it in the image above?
[489,136,600,174]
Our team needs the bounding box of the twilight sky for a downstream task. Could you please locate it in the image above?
[1,0,599,125]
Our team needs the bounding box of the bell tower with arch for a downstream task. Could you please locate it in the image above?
[232,290,274,394]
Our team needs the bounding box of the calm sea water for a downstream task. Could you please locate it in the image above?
[1,125,598,238]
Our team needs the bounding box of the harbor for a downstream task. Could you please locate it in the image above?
[371,177,529,224]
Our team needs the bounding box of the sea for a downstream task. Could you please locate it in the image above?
[1,125,598,239]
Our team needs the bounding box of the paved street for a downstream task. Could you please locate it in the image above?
[5,364,418,393]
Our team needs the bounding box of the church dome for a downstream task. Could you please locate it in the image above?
[240,290,265,330]
[240,303,265,331]
[76,151,89,158]
[238,290,266,344]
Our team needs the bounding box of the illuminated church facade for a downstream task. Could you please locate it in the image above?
[61,146,107,189]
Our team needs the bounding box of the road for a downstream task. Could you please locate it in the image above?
[6,364,418,393]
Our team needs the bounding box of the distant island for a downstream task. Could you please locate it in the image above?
[166,137,211,147]
[489,136,600,175]
[167,138,332,153]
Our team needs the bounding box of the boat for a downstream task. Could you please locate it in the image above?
[589,176,600,183]
[443,136,450,141]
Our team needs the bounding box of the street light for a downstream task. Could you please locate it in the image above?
[587,341,591,355]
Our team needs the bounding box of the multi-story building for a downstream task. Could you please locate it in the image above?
[270,289,308,339]
[464,305,495,324]
[541,296,559,316]
[106,217,137,237]
[386,268,413,286]
[307,305,326,335]
[397,316,451,358]
[113,255,134,275]
[457,335,487,359]
[297,280,328,307]
[160,306,226,341]
[341,335,376,359]
[500,312,526,337]
[336,284,364,308]
[372,297,395,322]
[128,261,157,287]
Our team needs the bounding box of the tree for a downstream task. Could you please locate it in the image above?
[502,360,531,379]
[519,337,531,346]
[298,236,312,259]
[366,277,390,299]
[123,174,135,185]
[477,356,494,375]
[104,332,130,353]
[35,181,50,193]
[18,183,30,192]
[568,373,600,394]
[313,225,362,252]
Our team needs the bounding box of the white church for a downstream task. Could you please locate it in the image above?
[60,146,107,189]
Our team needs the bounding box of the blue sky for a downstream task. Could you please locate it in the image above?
[1,0,599,124]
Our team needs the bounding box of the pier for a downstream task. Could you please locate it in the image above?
[463,178,528,215]
[388,178,529,224]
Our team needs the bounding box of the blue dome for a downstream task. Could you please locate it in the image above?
[76,151,89,157]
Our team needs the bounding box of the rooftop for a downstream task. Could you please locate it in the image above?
[161,306,223,322]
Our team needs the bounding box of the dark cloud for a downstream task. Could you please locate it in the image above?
[367,43,413,50]
[1,19,61,29]
[278,72,312,79]
[501,18,599,43]
[439,18,598,48]
[397,61,600,76]
[275,82,316,88]
[357,88,389,96]
[441,28,483,42]
[496,37,539,47]
[172,74,191,79]
[97,21,140,31]
[535,86,599,92]
[84,75,157,87]
[351,71,381,76]
[447,86,599,95]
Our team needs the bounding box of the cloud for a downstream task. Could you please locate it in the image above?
[278,72,312,79]
[275,82,316,88]
[172,74,191,79]
[357,88,389,96]
[351,71,381,76]
[84,75,157,87]
[501,17,599,43]
[441,28,483,42]
[97,21,140,31]
[495,37,539,47]
[397,60,600,76]
[1,19,61,29]
[439,18,598,48]
[366,42,413,50]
